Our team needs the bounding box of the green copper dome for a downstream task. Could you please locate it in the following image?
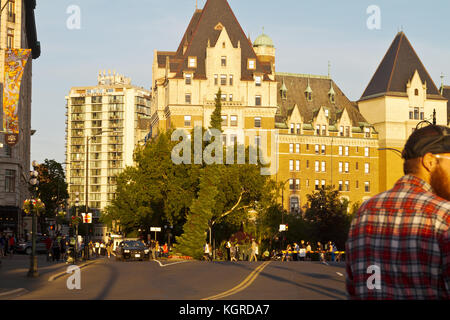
[254,33,274,48]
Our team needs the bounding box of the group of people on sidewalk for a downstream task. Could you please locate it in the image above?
[0,233,17,258]
[148,240,169,259]
[280,240,340,262]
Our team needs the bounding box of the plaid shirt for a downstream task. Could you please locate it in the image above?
[346,175,450,300]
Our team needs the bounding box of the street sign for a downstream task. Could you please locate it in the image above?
[150,227,161,232]
[279,224,286,232]
[81,213,92,223]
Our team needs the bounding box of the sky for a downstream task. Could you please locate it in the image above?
[30,0,450,165]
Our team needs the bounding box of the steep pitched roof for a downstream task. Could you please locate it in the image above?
[360,32,444,101]
[158,0,272,80]
[275,73,368,127]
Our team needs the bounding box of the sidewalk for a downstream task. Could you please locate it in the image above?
[0,253,100,299]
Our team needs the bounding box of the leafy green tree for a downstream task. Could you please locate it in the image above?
[210,89,222,131]
[175,169,218,259]
[35,159,69,231]
[304,186,353,249]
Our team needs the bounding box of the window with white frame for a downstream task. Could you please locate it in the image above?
[345,146,349,156]
[321,180,326,189]
[185,93,191,104]
[221,115,228,127]
[296,144,300,153]
[255,95,262,106]
[315,180,319,190]
[230,115,238,126]
[315,161,320,172]
[221,56,227,67]
[188,57,197,68]
[338,181,343,191]
[321,145,326,155]
[295,179,300,190]
[315,144,319,154]
[229,75,233,86]
[289,143,294,153]
[214,74,218,85]
[289,160,294,171]
[255,76,262,87]
[345,162,349,173]
[345,180,350,191]
[365,147,369,157]
[365,181,370,192]
[365,163,370,174]
[254,117,261,128]
[322,125,327,136]
[321,161,326,172]
[339,146,343,156]
[316,125,321,135]
[290,124,295,134]
[184,115,192,127]
[248,59,256,70]
[296,160,300,171]
[185,74,192,85]
[296,123,301,134]
[289,179,294,190]
[229,94,233,101]
[221,74,227,86]
[339,162,343,173]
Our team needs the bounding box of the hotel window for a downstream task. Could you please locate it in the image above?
[315,161,320,172]
[255,95,261,106]
[414,107,419,120]
[254,117,261,128]
[345,126,350,137]
[289,143,294,153]
[185,74,192,85]
[248,59,256,70]
[296,124,301,134]
[214,74,218,85]
[340,126,344,136]
[290,179,294,190]
[356,162,359,170]
[365,127,370,138]
[420,111,424,120]
[321,161,326,172]
[344,146,349,156]
[221,74,227,86]
[345,162,349,173]
[338,162,343,173]
[229,75,233,86]
[356,180,359,189]
[315,180,320,190]
[409,109,414,120]
[290,196,299,213]
[315,144,319,154]
[7,28,14,49]
[221,93,227,101]
[221,115,228,127]
[296,179,300,190]
[296,160,300,171]
[255,136,261,148]
[365,181,370,193]
[338,181,343,191]
[7,0,15,23]
[221,56,227,67]
[339,146,343,156]
[229,94,233,101]
[289,160,294,171]
[296,144,300,153]
[321,145,326,155]
[306,144,309,151]
[5,169,15,193]
[345,180,350,191]
[185,93,191,104]
[290,124,294,134]
[230,115,238,126]
[316,125,321,135]
[255,76,262,87]
[365,147,369,157]
[188,57,197,68]
[321,180,326,189]
[365,163,370,174]
[322,125,327,136]
[306,160,310,168]
[184,115,191,127]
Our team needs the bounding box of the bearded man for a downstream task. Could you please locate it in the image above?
[346,125,450,300]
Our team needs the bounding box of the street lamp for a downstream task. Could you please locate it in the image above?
[74,192,79,263]
[27,161,39,278]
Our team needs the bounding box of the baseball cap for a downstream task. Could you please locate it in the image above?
[402,125,450,160]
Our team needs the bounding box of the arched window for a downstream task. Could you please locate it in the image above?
[414,89,419,96]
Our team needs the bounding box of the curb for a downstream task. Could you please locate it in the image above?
[48,260,98,282]
[0,288,29,300]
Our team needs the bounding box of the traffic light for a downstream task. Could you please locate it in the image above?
[49,225,54,231]
[285,224,289,231]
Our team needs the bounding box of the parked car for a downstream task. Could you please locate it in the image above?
[15,236,49,255]
[115,240,150,261]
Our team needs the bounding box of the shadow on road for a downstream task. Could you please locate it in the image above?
[93,263,119,300]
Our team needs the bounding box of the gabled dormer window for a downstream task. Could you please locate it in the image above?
[248,59,256,70]
[221,56,227,67]
[306,92,312,101]
[255,76,262,87]
[188,56,197,68]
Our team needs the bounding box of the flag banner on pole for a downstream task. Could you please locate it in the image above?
[3,49,31,146]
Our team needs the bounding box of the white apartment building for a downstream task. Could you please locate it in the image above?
[65,71,151,222]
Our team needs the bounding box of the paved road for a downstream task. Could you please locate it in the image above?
[11,258,347,300]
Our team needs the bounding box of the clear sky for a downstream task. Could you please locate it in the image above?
[31,0,450,165]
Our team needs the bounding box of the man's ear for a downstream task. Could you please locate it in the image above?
[421,153,438,173]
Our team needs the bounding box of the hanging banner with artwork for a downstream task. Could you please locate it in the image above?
[3,49,31,146]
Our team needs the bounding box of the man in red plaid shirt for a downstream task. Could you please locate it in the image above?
[346,125,450,299]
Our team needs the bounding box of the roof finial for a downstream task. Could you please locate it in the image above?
[441,72,445,95]
[328,60,331,78]
[196,0,198,10]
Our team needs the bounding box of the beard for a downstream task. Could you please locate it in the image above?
[430,164,450,201]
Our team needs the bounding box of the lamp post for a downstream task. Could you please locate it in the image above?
[74,192,79,263]
[280,179,290,251]
[27,161,39,278]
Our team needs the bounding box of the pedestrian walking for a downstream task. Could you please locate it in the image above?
[60,236,67,262]
[155,241,160,259]
[346,125,450,300]
[317,242,325,263]
[45,236,53,261]
[51,237,61,262]
[249,240,258,262]
[95,241,100,257]
[106,240,113,258]
[204,242,211,261]
[225,240,231,261]
[8,235,15,257]
[100,242,106,256]
[230,242,237,262]
[305,242,312,261]
[163,243,169,258]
